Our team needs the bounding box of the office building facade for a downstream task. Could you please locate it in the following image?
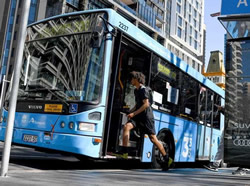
[0,0,205,83]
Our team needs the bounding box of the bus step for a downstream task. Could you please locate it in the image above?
[105,152,140,160]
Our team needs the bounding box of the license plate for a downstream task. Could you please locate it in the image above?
[23,134,38,143]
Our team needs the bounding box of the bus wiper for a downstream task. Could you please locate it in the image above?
[26,88,61,92]
[25,88,69,106]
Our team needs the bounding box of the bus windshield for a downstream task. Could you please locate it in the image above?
[16,12,106,103]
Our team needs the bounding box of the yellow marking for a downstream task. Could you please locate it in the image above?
[44,104,63,113]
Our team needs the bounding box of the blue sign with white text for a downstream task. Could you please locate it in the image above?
[221,0,250,15]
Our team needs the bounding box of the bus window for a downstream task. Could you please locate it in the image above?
[179,73,199,120]
[150,54,179,115]
[206,90,213,127]
[213,94,222,129]
[198,85,206,124]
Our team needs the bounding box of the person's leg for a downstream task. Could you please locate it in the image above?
[149,134,173,170]
[122,122,134,147]
[148,134,166,156]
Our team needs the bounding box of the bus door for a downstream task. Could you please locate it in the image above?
[197,87,214,160]
[209,94,224,162]
[105,34,151,157]
[197,87,224,161]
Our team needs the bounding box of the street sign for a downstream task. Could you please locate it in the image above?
[221,0,250,15]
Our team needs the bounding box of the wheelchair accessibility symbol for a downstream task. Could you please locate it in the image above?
[69,103,78,113]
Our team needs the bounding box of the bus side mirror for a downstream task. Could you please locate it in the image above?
[91,26,104,48]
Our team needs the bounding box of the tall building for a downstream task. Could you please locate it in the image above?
[225,39,243,126]
[0,0,38,83]
[0,0,205,84]
[167,0,204,73]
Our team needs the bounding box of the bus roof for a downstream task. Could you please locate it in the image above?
[29,9,225,98]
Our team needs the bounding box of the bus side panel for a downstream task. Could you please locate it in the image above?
[178,120,198,162]
[196,125,212,159]
[210,129,221,162]
[141,111,197,162]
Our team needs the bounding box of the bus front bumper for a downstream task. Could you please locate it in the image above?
[0,126,102,158]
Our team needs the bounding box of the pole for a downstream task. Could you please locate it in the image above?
[0,0,31,177]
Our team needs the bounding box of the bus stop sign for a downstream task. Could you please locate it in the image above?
[221,0,250,15]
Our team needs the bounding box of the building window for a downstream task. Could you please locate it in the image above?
[194,9,197,18]
[193,19,197,28]
[15,15,20,24]
[177,27,182,38]
[175,48,180,57]
[177,4,181,13]
[178,16,182,26]
[14,31,17,40]
[196,1,199,9]
[184,0,187,17]
[184,21,187,41]
[194,40,198,49]
[192,60,195,68]
[66,0,80,8]
[11,48,15,57]
[46,0,64,18]
[195,30,198,39]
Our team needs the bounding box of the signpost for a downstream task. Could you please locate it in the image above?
[0,0,31,177]
[221,0,250,15]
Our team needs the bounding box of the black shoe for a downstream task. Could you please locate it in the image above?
[204,164,218,172]
[162,156,173,171]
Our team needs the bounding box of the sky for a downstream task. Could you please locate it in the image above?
[204,0,226,68]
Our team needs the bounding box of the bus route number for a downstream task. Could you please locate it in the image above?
[182,136,192,158]
[119,22,128,32]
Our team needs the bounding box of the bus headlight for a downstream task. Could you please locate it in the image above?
[69,122,74,129]
[78,122,95,132]
[60,122,65,128]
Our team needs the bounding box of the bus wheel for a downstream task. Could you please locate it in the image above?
[152,132,172,169]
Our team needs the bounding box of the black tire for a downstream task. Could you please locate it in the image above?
[151,132,173,169]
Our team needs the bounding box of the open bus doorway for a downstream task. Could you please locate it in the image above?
[105,35,151,157]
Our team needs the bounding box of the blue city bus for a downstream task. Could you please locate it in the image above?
[0,9,224,168]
